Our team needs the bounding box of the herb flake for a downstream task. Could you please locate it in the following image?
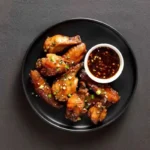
[48,94,52,98]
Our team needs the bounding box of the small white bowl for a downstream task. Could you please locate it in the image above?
[84,43,124,83]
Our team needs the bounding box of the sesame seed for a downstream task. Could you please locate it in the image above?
[62,86,66,90]
[68,76,72,79]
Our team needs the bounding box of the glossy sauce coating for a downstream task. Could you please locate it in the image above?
[88,47,120,79]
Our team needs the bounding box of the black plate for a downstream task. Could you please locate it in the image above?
[22,18,137,132]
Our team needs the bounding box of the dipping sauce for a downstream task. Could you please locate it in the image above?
[88,47,120,79]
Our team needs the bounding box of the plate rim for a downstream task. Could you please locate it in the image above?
[21,17,138,132]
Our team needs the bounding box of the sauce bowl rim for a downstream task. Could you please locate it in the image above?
[84,43,124,83]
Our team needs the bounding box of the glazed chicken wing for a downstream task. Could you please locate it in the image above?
[43,35,82,53]
[63,43,87,65]
[66,93,84,122]
[104,88,120,103]
[30,70,62,108]
[36,54,70,77]
[88,102,107,124]
[80,70,120,103]
[52,63,82,102]
[66,81,89,122]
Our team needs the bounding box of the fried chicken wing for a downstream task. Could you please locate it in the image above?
[63,43,87,65]
[30,70,62,108]
[66,93,84,122]
[104,88,120,103]
[80,70,120,103]
[88,102,107,124]
[36,54,70,77]
[65,81,89,122]
[52,63,82,102]
[43,35,82,53]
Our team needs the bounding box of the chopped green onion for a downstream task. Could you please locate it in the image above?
[96,90,101,95]
[85,105,90,109]
[68,94,71,97]
[65,65,69,69]
[91,94,95,99]
[77,117,81,121]
[56,68,60,72]
[48,94,52,98]
[56,90,59,93]
[50,56,55,62]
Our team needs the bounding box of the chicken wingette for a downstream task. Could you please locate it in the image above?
[43,35,81,53]
[36,54,70,77]
[52,63,82,102]
[63,43,87,65]
[30,70,62,108]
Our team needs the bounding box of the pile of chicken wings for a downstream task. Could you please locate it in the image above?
[30,35,120,124]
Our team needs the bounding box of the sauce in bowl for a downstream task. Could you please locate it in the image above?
[88,47,120,79]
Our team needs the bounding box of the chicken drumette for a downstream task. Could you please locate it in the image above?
[43,35,81,53]
[30,70,62,108]
[52,63,82,102]
[66,81,89,122]
[88,102,107,124]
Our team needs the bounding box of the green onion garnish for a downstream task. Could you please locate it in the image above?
[48,94,52,98]
[91,94,95,99]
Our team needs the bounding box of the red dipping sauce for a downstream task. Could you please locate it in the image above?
[88,47,120,79]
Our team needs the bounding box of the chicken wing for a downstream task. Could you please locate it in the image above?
[63,43,87,65]
[36,54,70,77]
[88,102,107,124]
[104,88,120,103]
[52,63,82,102]
[43,35,82,53]
[30,70,62,108]
[66,93,84,122]
[80,70,120,103]
[66,81,89,122]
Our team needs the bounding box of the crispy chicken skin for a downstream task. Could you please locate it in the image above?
[66,82,89,122]
[43,35,82,53]
[63,43,87,65]
[88,102,107,124]
[52,63,82,102]
[80,70,120,103]
[30,70,62,108]
[36,54,70,77]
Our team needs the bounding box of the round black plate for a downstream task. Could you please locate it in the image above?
[22,18,137,132]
